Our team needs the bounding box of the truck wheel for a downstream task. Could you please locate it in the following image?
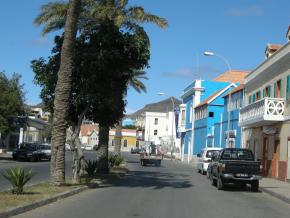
[217,176,224,190]
[251,181,259,192]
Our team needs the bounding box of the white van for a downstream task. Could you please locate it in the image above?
[196,147,222,175]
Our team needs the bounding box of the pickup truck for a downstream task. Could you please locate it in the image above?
[209,148,261,192]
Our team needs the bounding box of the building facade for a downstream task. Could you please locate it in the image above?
[239,37,290,181]
[178,71,247,162]
[214,85,244,149]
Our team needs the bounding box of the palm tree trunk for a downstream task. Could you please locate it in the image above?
[96,125,109,173]
[114,120,122,155]
[50,0,81,186]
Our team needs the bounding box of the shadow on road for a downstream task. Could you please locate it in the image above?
[97,170,193,190]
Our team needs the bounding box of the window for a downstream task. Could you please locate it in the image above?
[264,85,271,97]
[123,139,127,147]
[256,91,261,101]
[154,118,158,125]
[252,94,256,103]
[154,130,158,135]
[112,140,114,146]
[209,112,214,117]
[248,96,252,104]
[274,80,282,98]
[286,75,290,101]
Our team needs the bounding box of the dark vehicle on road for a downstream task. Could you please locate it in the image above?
[38,144,51,160]
[131,147,141,154]
[209,148,261,192]
[12,143,49,161]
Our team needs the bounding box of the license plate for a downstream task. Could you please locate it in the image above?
[236,173,248,177]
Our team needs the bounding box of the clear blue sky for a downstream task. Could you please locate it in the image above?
[0,0,289,114]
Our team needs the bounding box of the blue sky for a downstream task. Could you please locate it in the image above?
[0,0,289,114]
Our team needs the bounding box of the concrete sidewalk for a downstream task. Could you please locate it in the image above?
[260,178,290,204]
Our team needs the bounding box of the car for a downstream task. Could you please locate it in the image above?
[206,150,221,179]
[196,147,222,175]
[12,143,43,161]
[131,147,141,154]
[38,144,51,160]
[209,148,262,191]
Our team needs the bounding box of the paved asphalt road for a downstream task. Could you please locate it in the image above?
[0,151,96,191]
[11,152,290,218]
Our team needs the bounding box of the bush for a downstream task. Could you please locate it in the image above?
[2,167,35,194]
[85,160,98,177]
[108,153,124,168]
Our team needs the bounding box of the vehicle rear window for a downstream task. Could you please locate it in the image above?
[206,150,219,158]
[40,145,51,149]
[222,149,254,160]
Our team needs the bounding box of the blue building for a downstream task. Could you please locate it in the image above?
[179,71,247,160]
[214,85,244,149]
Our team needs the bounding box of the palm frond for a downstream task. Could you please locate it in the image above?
[128,7,168,28]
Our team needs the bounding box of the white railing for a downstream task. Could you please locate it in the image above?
[239,97,285,126]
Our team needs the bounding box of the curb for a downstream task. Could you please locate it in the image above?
[0,186,88,218]
[260,187,290,204]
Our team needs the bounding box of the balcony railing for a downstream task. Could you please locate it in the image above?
[239,97,285,127]
[178,121,186,133]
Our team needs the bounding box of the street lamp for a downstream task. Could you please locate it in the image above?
[157,92,175,158]
[204,51,232,148]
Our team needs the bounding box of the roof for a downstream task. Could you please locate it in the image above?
[223,84,244,98]
[195,88,225,108]
[265,44,282,53]
[80,124,99,136]
[213,70,248,84]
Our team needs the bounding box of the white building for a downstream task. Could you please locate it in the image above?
[144,112,176,151]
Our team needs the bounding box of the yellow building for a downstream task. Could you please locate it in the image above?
[109,128,137,150]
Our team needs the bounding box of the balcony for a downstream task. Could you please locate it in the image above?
[239,97,285,127]
[178,121,186,133]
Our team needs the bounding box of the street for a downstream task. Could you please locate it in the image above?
[11,152,290,218]
[0,151,96,191]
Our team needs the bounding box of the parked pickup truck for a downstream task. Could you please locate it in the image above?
[209,148,261,192]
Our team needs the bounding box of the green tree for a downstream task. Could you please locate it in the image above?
[32,20,150,175]
[114,70,147,155]
[0,72,24,145]
[35,0,167,174]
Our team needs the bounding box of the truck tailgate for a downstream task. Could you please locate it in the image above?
[225,160,260,175]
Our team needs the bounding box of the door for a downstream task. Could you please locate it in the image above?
[271,140,280,178]
[262,137,269,176]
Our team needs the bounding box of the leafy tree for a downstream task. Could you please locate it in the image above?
[35,0,167,174]
[32,20,150,175]
[0,72,24,144]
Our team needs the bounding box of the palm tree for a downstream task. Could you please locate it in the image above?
[49,0,82,186]
[35,0,167,173]
[34,0,168,35]
[114,70,147,155]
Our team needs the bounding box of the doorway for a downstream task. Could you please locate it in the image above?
[262,137,270,176]
[271,140,280,178]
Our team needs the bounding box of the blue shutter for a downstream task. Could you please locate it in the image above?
[263,89,265,98]
[253,94,256,102]
[268,85,272,97]
[274,83,277,98]
[286,75,290,101]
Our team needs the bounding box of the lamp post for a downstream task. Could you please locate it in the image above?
[204,51,232,148]
[158,92,175,159]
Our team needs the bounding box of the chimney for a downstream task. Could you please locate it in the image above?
[265,43,282,59]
